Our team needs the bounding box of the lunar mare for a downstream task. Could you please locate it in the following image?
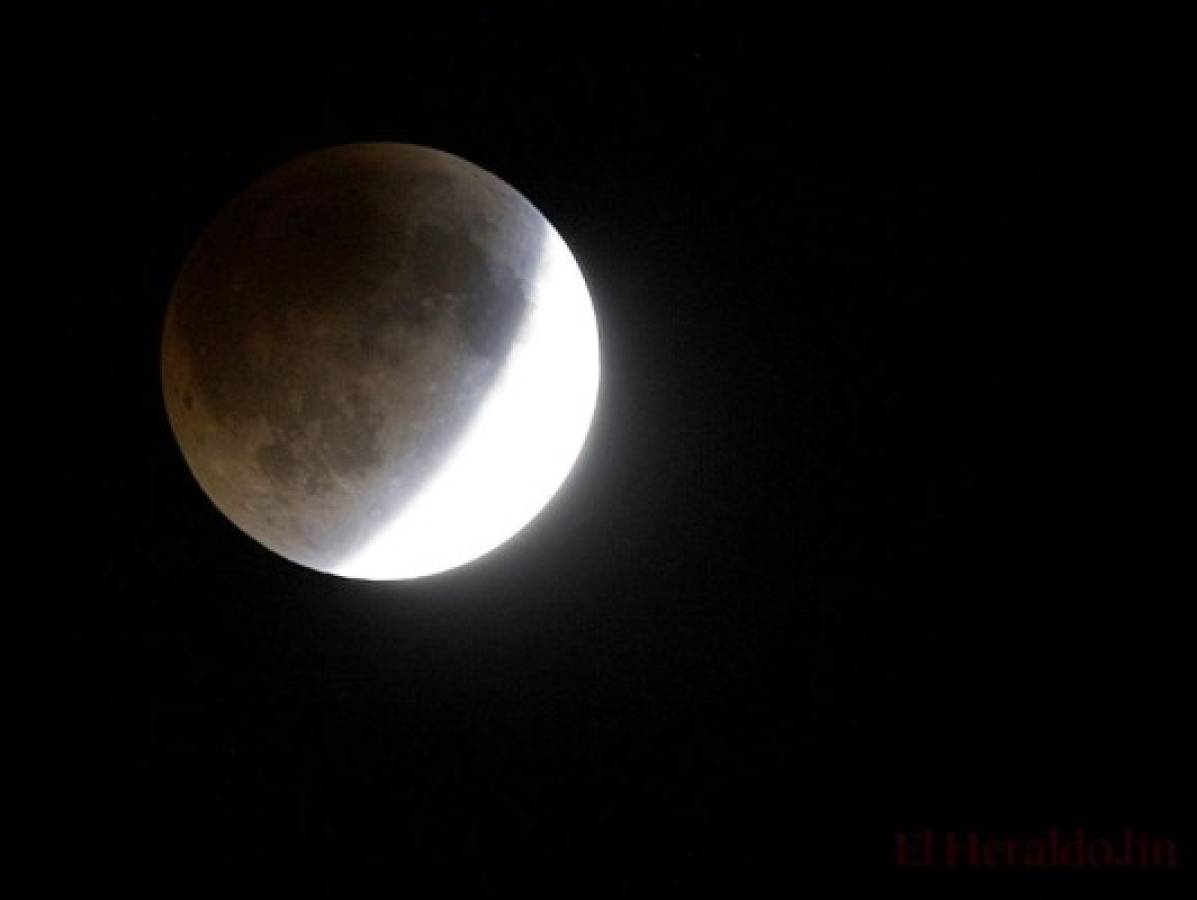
[161,144,600,579]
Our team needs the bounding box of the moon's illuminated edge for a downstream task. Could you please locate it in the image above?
[326,219,600,580]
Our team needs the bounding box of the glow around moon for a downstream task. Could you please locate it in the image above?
[161,144,599,580]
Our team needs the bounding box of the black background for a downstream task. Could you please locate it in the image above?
[71,14,1186,892]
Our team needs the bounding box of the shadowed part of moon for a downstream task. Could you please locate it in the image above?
[162,144,554,573]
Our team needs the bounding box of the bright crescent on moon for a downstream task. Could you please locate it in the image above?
[333,220,599,580]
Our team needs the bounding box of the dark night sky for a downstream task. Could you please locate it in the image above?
[69,15,1186,893]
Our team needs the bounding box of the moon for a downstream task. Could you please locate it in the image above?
[161,144,600,580]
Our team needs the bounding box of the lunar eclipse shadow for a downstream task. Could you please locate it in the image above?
[163,145,597,581]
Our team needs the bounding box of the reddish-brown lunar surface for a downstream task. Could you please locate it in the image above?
[162,144,600,579]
